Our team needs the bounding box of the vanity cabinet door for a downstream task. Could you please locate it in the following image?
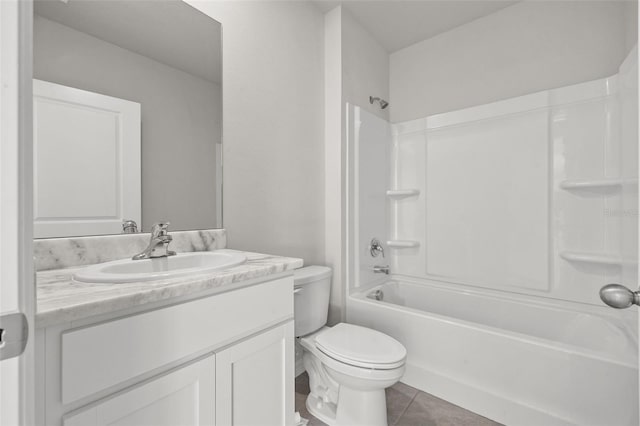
[63,355,215,426]
[216,321,294,426]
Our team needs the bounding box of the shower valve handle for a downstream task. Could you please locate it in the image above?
[369,238,385,258]
[600,284,640,309]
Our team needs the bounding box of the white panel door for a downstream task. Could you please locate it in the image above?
[615,32,640,421]
[216,322,294,426]
[0,0,34,425]
[33,79,141,238]
[63,355,215,426]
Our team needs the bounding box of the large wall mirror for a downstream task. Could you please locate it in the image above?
[33,0,222,238]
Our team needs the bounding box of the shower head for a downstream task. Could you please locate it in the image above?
[369,96,389,110]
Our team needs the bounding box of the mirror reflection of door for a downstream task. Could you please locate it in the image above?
[33,80,141,238]
[32,0,222,238]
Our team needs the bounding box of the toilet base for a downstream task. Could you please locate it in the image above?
[305,387,388,426]
[305,394,337,425]
[335,386,388,426]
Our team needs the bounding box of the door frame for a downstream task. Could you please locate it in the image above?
[0,0,34,424]
[637,0,640,418]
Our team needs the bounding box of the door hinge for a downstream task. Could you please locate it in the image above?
[0,312,28,361]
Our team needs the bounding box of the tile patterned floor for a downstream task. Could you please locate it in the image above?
[295,373,502,426]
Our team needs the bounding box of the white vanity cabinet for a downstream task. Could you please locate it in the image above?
[216,322,294,425]
[36,275,295,426]
[63,355,216,426]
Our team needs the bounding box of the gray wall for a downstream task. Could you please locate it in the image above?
[390,1,633,122]
[34,15,222,232]
[188,1,326,265]
[342,8,390,121]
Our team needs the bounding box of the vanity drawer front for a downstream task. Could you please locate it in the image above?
[61,276,293,405]
[63,355,215,426]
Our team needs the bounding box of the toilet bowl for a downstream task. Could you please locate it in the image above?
[294,266,407,426]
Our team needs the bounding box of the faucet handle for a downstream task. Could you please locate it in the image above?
[122,219,138,234]
[150,222,170,238]
[369,238,385,258]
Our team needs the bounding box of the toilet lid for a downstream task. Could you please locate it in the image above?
[315,323,406,369]
[293,266,332,287]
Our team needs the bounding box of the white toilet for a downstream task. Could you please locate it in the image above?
[294,266,407,426]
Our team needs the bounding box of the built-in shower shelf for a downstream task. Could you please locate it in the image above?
[559,178,637,190]
[387,240,420,248]
[559,251,637,266]
[386,189,420,198]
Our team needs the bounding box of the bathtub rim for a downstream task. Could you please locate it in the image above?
[352,273,637,332]
[349,277,638,369]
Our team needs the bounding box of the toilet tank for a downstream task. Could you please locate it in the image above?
[294,266,332,337]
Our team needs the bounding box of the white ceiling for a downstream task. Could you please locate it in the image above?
[34,0,222,84]
[311,0,517,52]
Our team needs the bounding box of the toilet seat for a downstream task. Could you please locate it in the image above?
[313,346,406,382]
[315,323,406,370]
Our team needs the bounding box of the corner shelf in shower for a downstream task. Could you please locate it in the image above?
[559,251,637,266]
[386,189,420,198]
[387,240,420,248]
[559,178,637,191]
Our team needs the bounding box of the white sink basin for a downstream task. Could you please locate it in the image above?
[73,251,247,283]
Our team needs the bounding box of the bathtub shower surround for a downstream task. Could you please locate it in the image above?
[388,64,638,306]
[34,229,227,271]
[346,49,638,426]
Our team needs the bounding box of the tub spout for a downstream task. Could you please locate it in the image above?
[373,265,390,274]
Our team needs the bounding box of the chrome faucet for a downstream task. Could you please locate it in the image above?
[132,222,176,260]
[373,265,390,275]
[122,219,138,234]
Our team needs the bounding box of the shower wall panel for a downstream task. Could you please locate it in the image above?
[390,56,637,306]
[349,105,392,289]
[424,108,549,291]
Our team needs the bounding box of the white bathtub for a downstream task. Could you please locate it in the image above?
[347,279,638,426]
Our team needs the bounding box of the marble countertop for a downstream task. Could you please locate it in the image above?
[36,250,303,328]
